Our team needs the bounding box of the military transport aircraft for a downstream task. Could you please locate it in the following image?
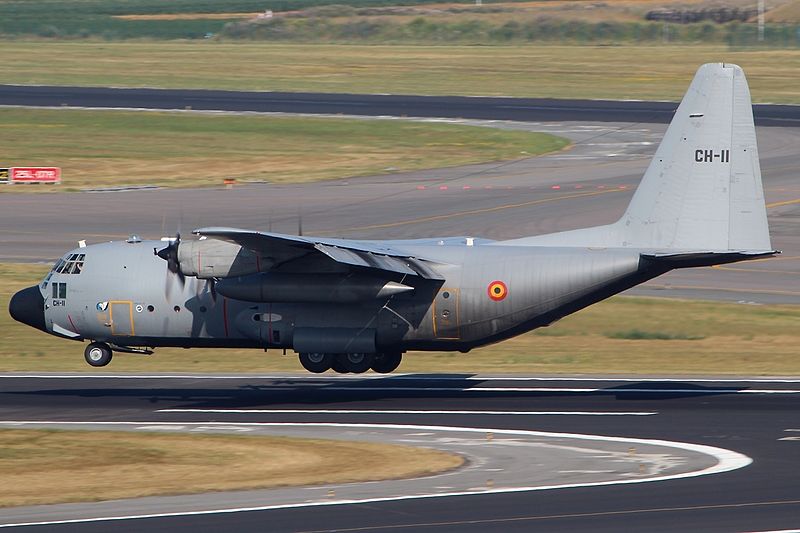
[9,63,776,374]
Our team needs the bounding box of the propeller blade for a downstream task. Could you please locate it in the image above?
[156,233,185,297]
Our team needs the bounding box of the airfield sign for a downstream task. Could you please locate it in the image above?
[4,167,61,184]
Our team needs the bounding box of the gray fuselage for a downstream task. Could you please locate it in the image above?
[35,237,654,354]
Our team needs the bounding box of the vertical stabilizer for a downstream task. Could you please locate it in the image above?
[618,62,770,250]
[502,63,772,252]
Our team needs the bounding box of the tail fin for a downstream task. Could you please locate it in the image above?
[619,62,770,250]
[505,63,773,252]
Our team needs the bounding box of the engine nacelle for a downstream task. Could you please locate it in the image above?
[177,239,260,279]
[215,273,413,303]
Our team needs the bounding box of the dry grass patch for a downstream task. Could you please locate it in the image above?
[0,429,463,507]
[0,107,566,190]
[2,42,800,102]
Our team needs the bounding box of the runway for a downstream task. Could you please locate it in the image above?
[0,374,798,532]
[1,84,799,126]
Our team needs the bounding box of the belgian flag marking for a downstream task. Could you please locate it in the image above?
[488,280,508,301]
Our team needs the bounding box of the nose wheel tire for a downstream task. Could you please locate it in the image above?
[299,352,334,373]
[340,353,373,374]
[84,342,112,367]
[371,351,402,374]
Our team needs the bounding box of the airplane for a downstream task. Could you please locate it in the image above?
[9,63,776,374]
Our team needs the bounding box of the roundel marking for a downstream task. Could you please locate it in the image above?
[487,280,508,301]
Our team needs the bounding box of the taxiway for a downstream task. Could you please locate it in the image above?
[0,374,798,532]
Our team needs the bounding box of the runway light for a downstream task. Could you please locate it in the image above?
[551,185,561,190]
[575,184,584,189]
[463,185,472,190]
[439,185,448,190]
[416,185,426,190]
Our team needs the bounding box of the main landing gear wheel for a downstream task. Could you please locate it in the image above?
[340,353,373,374]
[84,342,112,367]
[331,356,349,374]
[371,352,402,374]
[299,352,334,374]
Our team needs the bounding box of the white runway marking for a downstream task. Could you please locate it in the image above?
[0,420,752,529]
[157,409,657,416]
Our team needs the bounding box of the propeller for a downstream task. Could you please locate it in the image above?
[155,233,185,296]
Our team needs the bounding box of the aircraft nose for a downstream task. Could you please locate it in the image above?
[9,285,46,332]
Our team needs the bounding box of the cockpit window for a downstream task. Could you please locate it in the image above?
[41,254,86,289]
[53,254,85,275]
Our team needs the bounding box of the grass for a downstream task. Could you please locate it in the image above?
[1,0,797,44]
[3,42,800,102]
[0,107,568,190]
[219,11,796,47]
[606,329,706,340]
[0,0,516,39]
[2,263,799,375]
[0,428,463,507]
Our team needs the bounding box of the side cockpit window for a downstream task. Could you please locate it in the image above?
[51,282,67,299]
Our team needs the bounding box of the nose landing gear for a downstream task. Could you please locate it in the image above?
[84,342,113,367]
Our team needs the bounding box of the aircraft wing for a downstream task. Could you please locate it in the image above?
[193,227,445,279]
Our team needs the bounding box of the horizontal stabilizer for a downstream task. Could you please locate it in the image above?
[641,250,778,268]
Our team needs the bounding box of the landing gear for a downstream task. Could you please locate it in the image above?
[331,356,349,374]
[300,352,400,374]
[371,351,402,374]
[299,352,334,373]
[340,353,373,374]
[84,342,112,367]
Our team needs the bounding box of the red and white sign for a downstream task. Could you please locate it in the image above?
[10,167,61,184]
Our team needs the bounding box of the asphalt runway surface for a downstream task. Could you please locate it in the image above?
[1,374,799,532]
[1,84,799,127]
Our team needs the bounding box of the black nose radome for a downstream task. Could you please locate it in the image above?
[9,285,46,332]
